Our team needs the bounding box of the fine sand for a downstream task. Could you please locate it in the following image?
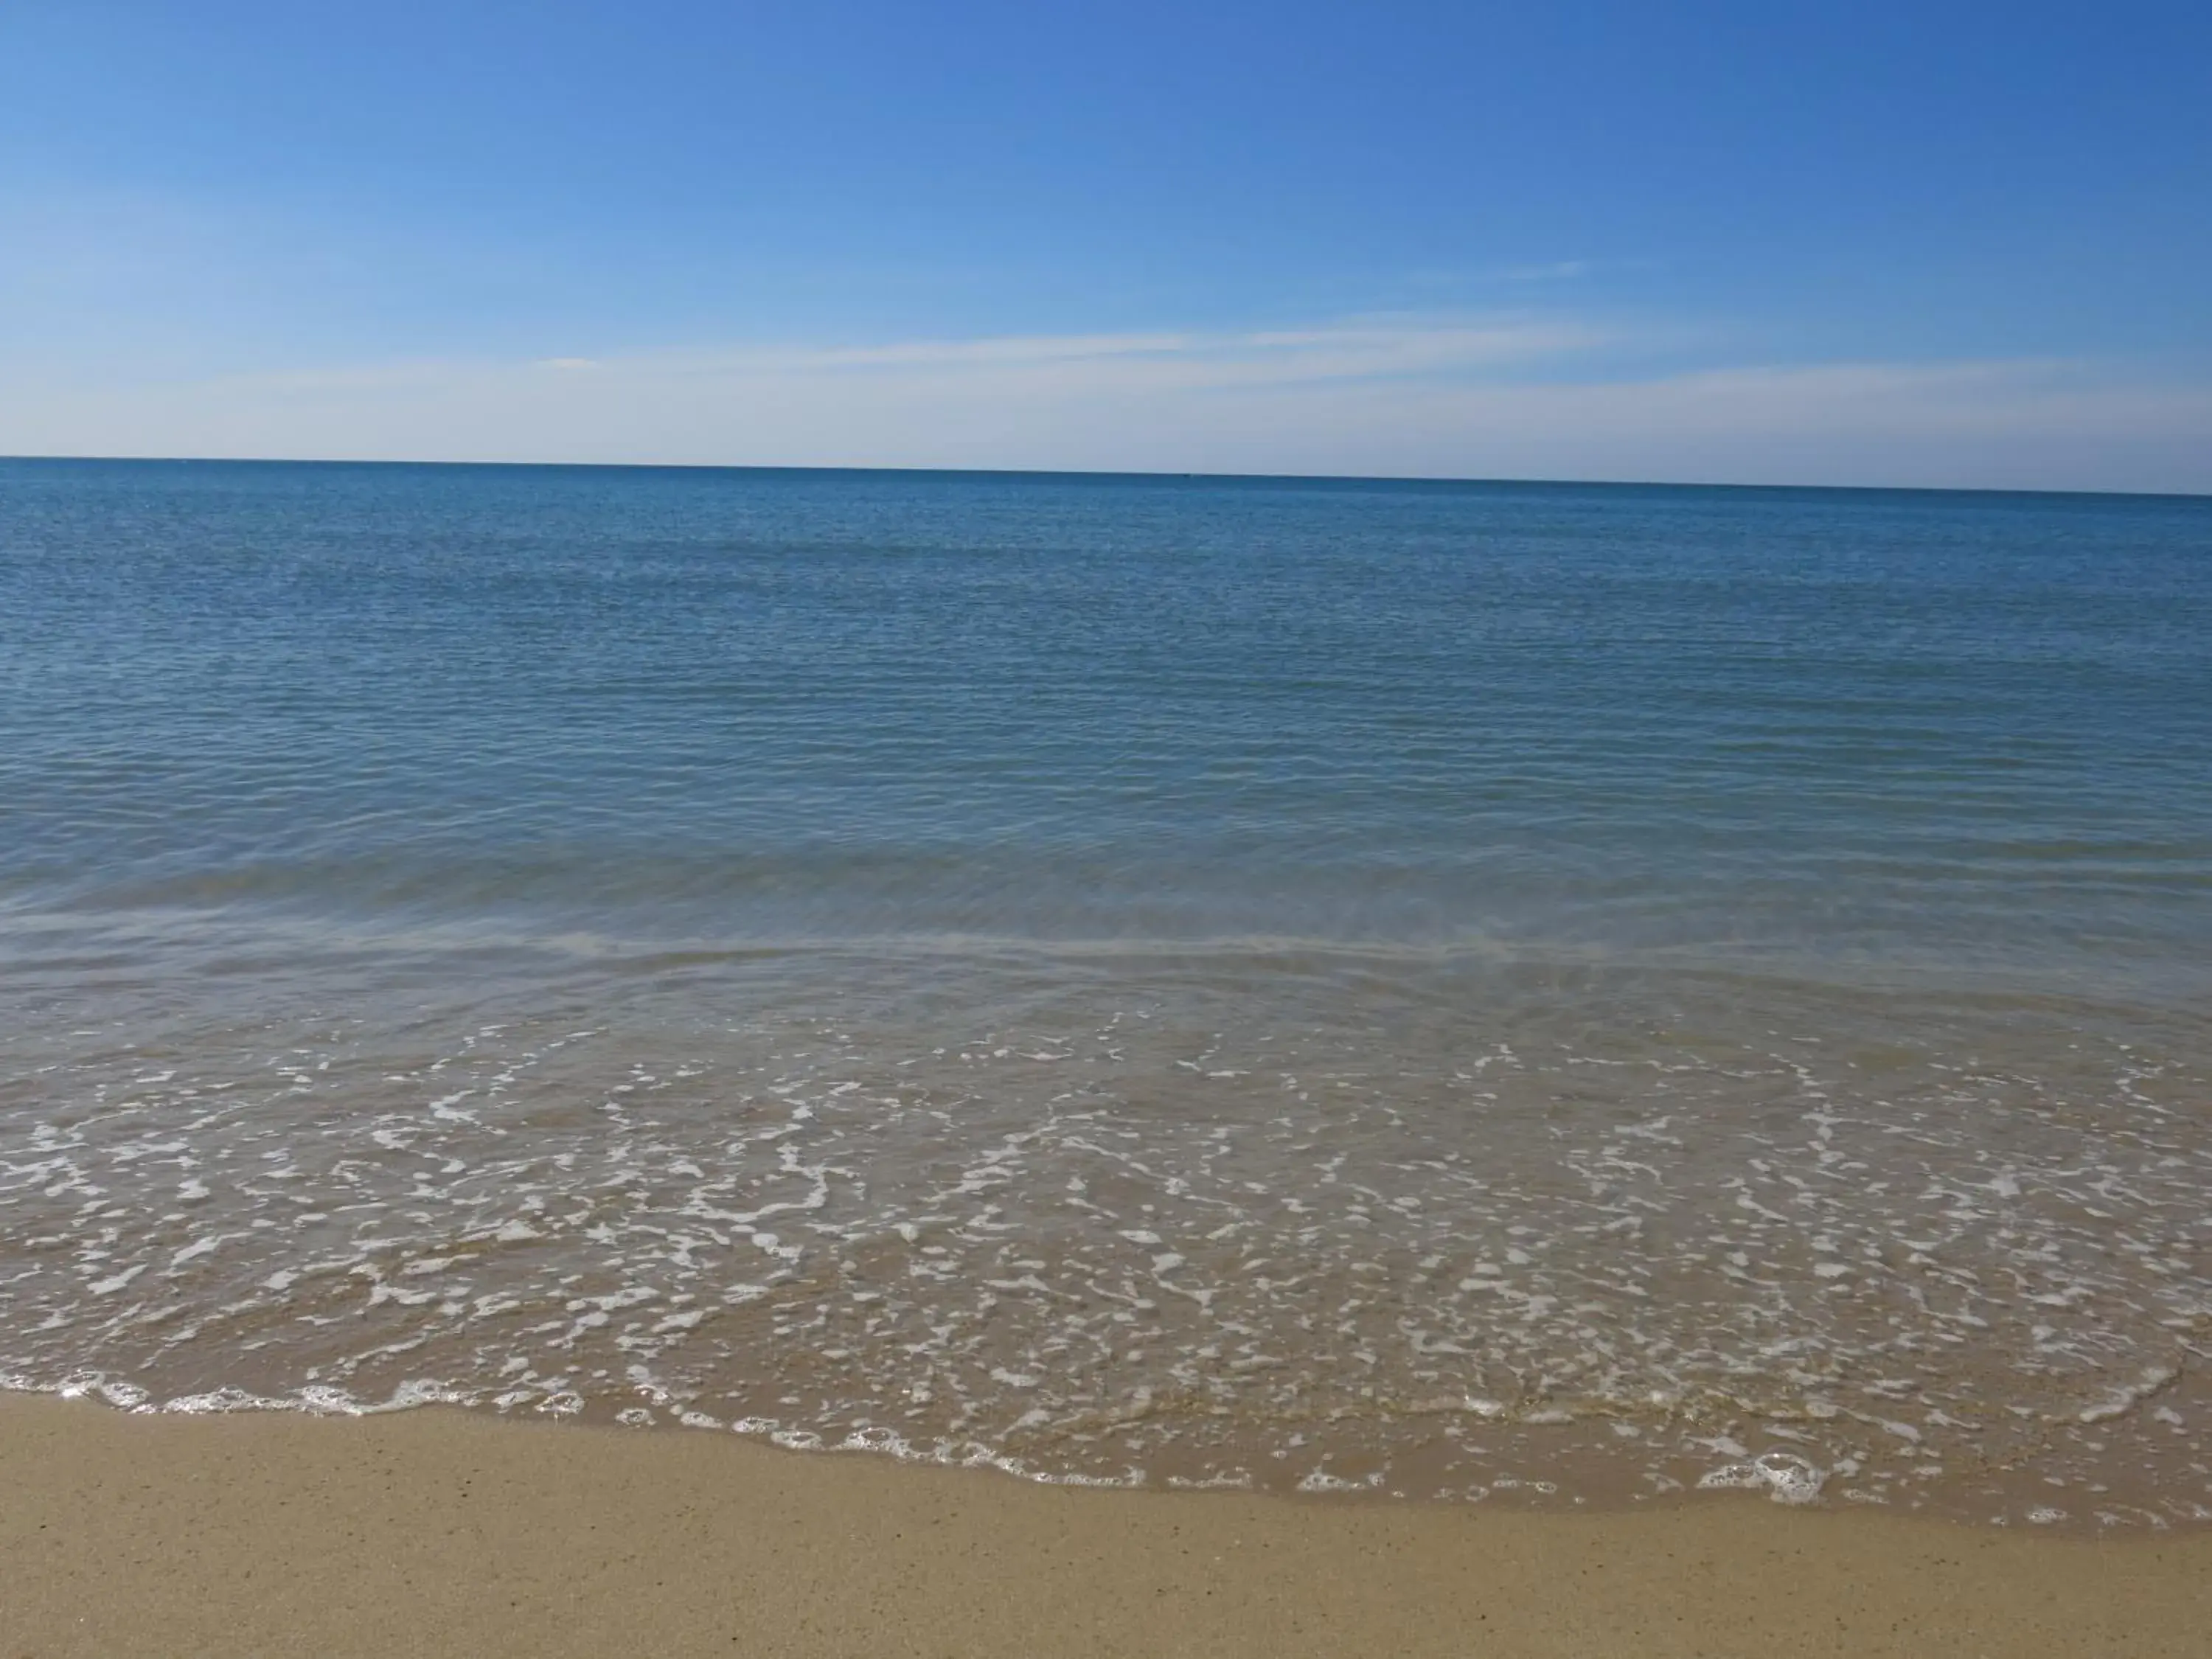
[3,1394,2207,1658]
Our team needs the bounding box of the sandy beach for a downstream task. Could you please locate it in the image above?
[3,1394,2205,1658]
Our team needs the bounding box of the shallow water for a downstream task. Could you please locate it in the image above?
[3,460,2208,1526]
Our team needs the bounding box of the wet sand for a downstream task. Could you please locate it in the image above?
[3,1394,2206,1657]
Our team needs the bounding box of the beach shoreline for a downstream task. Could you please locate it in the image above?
[4,1393,2205,1657]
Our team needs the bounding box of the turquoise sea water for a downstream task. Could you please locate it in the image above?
[3,459,2208,1523]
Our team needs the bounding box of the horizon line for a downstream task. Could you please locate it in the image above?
[5,453,2206,504]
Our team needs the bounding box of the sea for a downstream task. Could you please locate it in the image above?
[3,457,2208,1527]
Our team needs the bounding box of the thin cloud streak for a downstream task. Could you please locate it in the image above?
[4,319,2208,493]
[524,319,1606,381]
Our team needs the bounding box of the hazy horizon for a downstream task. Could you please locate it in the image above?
[10,451,2212,501]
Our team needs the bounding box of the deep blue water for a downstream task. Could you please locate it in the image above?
[4,459,2208,995]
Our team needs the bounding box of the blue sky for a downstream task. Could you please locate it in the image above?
[3,1,2208,488]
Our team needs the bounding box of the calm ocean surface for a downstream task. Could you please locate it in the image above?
[3,458,2208,1523]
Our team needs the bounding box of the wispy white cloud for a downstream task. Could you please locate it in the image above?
[521,319,1603,384]
[4,317,2208,493]
[1495,260,1596,282]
